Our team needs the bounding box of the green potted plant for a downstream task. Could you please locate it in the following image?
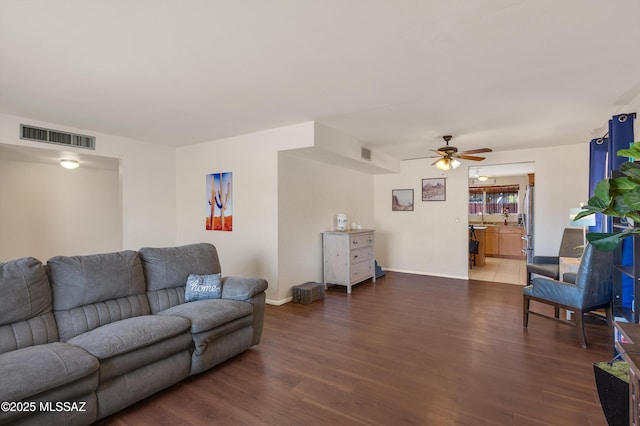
[575,141,640,251]
[577,141,639,424]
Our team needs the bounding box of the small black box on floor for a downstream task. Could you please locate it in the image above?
[292,282,325,304]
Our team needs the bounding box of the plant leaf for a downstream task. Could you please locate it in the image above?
[623,191,640,212]
[610,177,637,196]
[586,232,627,251]
[613,195,633,215]
[577,196,609,219]
[621,162,640,180]
[593,179,611,202]
[617,142,640,160]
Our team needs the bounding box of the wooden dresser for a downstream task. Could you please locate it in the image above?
[322,229,375,294]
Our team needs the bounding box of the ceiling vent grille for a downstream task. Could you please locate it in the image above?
[20,124,95,150]
[361,147,372,161]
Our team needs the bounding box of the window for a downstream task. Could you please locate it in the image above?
[469,187,483,214]
[469,185,520,214]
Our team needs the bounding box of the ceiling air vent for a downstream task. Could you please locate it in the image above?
[361,147,372,161]
[20,124,95,150]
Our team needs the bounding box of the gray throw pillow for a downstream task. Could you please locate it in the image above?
[185,273,222,302]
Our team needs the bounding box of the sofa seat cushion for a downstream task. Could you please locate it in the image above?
[98,332,192,383]
[157,299,253,334]
[0,342,99,402]
[67,315,191,360]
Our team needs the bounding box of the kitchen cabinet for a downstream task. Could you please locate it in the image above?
[485,226,525,259]
[500,227,525,257]
[485,228,499,256]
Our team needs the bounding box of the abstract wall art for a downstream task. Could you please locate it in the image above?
[206,172,233,231]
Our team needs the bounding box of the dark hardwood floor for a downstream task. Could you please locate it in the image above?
[100,272,613,425]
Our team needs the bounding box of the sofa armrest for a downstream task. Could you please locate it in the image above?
[531,256,559,265]
[221,276,268,300]
[221,276,268,346]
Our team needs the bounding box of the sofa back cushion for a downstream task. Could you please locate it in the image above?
[0,257,59,354]
[48,250,151,342]
[139,243,221,313]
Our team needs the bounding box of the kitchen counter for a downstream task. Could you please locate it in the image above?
[470,222,524,228]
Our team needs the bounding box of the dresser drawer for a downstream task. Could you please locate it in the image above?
[350,233,374,249]
[350,259,373,284]
[351,247,373,264]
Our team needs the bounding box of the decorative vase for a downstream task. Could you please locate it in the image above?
[593,362,629,426]
[336,214,348,231]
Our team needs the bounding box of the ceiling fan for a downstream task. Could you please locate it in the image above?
[408,135,493,171]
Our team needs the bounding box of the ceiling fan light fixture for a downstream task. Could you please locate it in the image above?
[435,158,450,171]
[60,159,79,169]
[424,135,492,170]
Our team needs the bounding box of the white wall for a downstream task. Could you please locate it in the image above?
[277,151,373,302]
[374,143,590,278]
[0,113,177,253]
[175,122,315,304]
[0,111,596,295]
[0,158,121,261]
[374,161,469,278]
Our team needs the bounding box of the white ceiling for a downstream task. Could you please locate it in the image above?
[1,1,639,160]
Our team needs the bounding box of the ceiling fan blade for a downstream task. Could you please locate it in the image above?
[459,148,492,155]
[403,154,442,161]
[456,154,486,161]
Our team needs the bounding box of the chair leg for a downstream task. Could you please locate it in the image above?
[575,309,587,348]
[605,304,613,325]
[523,295,530,327]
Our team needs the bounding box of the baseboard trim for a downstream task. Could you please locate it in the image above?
[382,268,467,281]
[266,296,293,306]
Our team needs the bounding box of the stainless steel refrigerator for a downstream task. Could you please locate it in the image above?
[522,184,534,263]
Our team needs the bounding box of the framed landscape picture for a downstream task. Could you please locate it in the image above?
[392,189,414,211]
[422,178,446,201]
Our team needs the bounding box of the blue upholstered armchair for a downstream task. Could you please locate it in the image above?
[523,243,614,348]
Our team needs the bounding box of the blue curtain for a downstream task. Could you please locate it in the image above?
[608,113,636,309]
[609,113,636,172]
[588,137,608,233]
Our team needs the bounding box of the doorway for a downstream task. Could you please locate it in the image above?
[0,143,121,262]
[468,162,534,285]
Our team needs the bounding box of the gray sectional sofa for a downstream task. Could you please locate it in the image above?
[0,243,268,425]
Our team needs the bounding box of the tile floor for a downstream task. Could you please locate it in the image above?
[469,257,527,285]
